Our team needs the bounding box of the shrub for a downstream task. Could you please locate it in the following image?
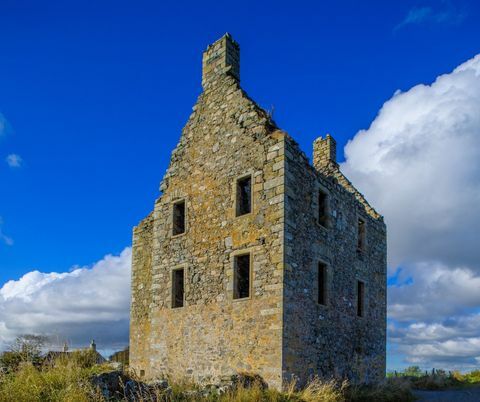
[403,366,422,377]
[0,335,47,372]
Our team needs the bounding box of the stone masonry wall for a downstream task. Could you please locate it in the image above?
[130,213,154,376]
[131,69,287,389]
[283,136,387,385]
[130,34,386,391]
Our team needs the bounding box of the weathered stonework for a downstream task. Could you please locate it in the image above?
[130,33,386,390]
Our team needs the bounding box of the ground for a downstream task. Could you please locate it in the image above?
[414,386,480,401]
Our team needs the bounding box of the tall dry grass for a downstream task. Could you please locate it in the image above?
[0,358,416,402]
[0,361,104,402]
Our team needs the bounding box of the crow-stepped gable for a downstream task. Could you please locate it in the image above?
[130,33,387,390]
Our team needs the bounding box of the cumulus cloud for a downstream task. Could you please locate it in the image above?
[342,54,480,369]
[389,314,480,368]
[389,263,480,322]
[0,248,131,352]
[343,54,480,270]
[5,153,22,168]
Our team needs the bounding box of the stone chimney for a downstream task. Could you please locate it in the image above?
[202,33,240,88]
[313,134,338,171]
[90,339,96,352]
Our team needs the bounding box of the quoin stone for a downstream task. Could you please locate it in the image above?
[130,33,387,390]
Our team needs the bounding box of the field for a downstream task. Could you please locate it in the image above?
[0,340,478,402]
[0,354,415,402]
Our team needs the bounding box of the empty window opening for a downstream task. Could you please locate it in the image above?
[172,268,185,308]
[236,176,252,216]
[357,280,365,317]
[172,200,186,236]
[233,254,250,299]
[318,190,328,227]
[318,263,327,305]
[357,218,366,252]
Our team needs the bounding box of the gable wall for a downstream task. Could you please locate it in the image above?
[130,75,286,388]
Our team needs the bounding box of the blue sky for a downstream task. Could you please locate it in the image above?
[1,0,480,369]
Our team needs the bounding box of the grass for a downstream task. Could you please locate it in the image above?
[0,361,104,402]
[0,354,417,402]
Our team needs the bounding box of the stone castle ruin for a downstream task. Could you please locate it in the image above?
[130,34,386,390]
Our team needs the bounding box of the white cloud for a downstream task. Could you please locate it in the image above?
[387,262,480,368]
[342,54,480,370]
[396,3,466,30]
[0,248,131,352]
[5,153,22,168]
[0,113,6,137]
[389,315,480,369]
[389,263,480,322]
[342,54,480,270]
[0,217,13,246]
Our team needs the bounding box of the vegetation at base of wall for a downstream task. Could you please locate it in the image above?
[109,347,129,366]
[387,366,480,390]
[0,360,416,402]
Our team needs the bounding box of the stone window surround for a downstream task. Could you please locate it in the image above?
[356,214,367,254]
[169,263,188,309]
[228,248,255,302]
[315,182,331,230]
[355,278,367,318]
[232,171,255,219]
[316,259,331,308]
[171,197,188,239]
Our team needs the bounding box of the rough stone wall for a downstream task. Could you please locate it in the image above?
[130,34,386,391]
[130,43,287,386]
[282,136,387,385]
[130,213,154,375]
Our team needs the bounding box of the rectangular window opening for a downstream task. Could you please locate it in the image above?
[318,263,327,305]
[233,254,250,299]
[236,176,252,217]
[172,200,186,236]
[357,280,365,317]
[357,218,366,252]
[172,268,185,308]
[318,190,328,227]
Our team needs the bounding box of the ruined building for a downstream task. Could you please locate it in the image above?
[130,34,387,390]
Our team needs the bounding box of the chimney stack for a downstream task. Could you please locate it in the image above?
[313,134,338,171]
[202,33,240,88]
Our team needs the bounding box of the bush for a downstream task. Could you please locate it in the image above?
[0,335,46,372]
